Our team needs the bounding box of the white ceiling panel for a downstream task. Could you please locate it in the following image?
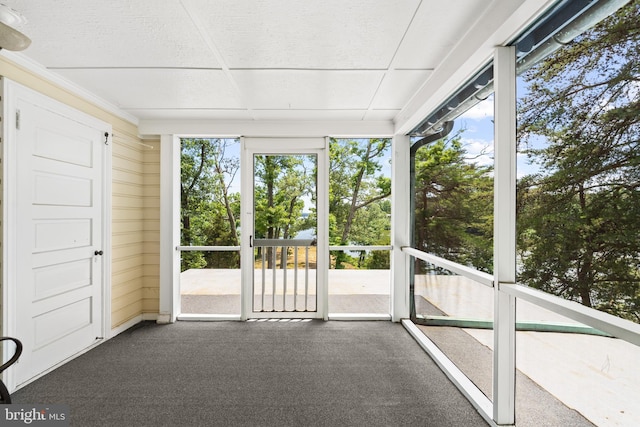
[185,0,421,69]
[2,0,535,128]
[232,70,384,110]
[250,110,368,121]
[54,69,242,109]
[363,110,402,121]
[392,0,490,69]
[4,0,220,68]
[370,70,433,109]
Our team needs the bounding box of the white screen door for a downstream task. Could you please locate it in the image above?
[241,138,328,319]
[10,88,108,387]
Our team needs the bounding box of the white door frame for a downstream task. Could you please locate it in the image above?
[1,79,112,391]
[158,135,181,324]
[240,137,329,320]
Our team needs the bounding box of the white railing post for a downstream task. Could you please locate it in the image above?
[391,134,411,321]
[493,45,517,425]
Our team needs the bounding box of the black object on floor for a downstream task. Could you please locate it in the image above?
[0,336,23,404]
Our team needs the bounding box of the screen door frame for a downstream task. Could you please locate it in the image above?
[240,137,329,320]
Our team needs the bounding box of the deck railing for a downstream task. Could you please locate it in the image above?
[252,238,316,312]
[401,245,640,426]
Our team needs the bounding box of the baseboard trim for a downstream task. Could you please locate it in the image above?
[142,313,159,321]
[110,315,144,337]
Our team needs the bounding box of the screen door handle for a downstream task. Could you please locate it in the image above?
[249,235,253,247]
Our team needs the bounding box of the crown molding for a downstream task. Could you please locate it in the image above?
[0,50,139,126]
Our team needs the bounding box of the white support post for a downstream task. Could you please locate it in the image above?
[493,46,517,425]
[391,134,411,321]
[318,138,330,320]
[158,134,181,324]
[240,137,251,320]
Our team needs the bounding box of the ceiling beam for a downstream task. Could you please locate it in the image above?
[138,119,395,139]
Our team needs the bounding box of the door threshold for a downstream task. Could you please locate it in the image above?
[177,314,242,321]
[328,313,391,321]
[177,313,392,321]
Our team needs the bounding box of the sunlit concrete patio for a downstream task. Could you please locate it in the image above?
[180,268,392,314]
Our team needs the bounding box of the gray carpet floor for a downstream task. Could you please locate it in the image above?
[12,321,487,427]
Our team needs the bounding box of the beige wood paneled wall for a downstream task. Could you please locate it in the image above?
[0,56,161,330]
[142,140,160,315]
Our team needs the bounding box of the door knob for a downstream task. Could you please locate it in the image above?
[94,250,104,256]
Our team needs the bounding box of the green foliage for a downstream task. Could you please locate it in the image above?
[181,143,317,272]
[180,138,240,271]
[365,250,390,269]
[517,0,640,322]
[253,154,316,268]
[329,138,392,269]
[413,137,494,273]
[253,155,314,241]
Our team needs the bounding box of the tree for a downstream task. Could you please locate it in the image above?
[353,200,392,269]
[181,138,216,247]
[517,0,640,322]
[329,138,391,268]
[413,137,494,273]
[212,140,240,247]
[180,138,241,271]
[253,155,315,268]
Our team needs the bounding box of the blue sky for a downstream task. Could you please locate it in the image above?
[456,95,495,169]
[455,80,543,178]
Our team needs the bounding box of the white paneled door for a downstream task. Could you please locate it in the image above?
[9,85,110,387]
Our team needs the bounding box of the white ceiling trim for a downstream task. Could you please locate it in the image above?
[138,119,395,139]
[0,50,139,125]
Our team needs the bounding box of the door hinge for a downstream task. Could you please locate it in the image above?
[15,109,20,130]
